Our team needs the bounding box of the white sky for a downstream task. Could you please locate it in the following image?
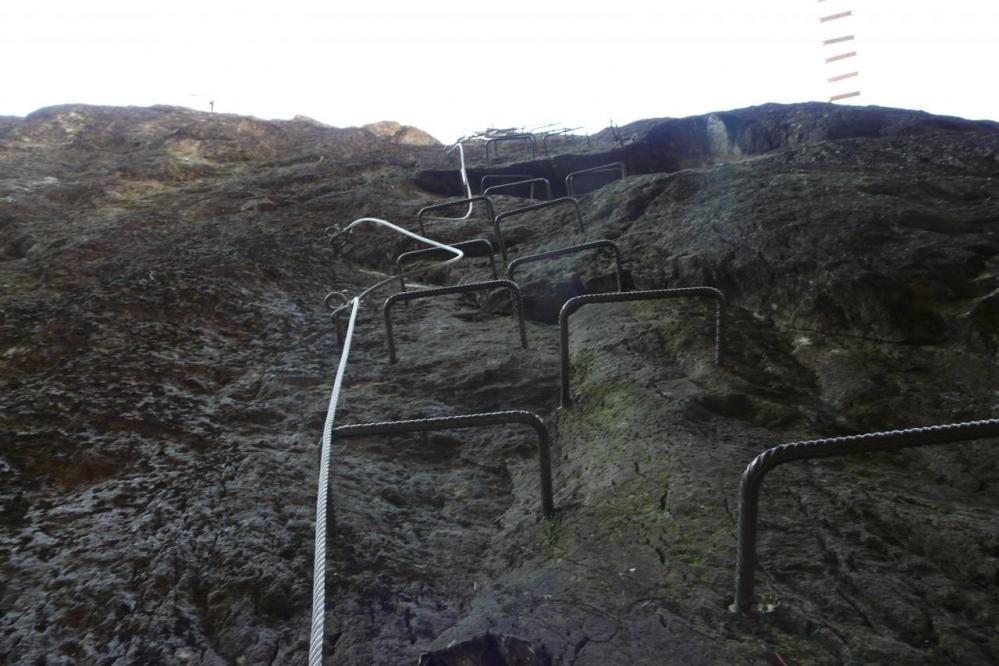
[1,0,996,143]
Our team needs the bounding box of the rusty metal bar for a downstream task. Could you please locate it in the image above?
[565,162,626,196]
[495,197,585,236]
[732,418,999,613]
[506,240,624,293]
[820,10,852,22]
[485,134,537,166]
[333,411,555,517]
[481,173,535,195]
[395,239,498,293]
[417,196,507,260]
[825,51,856,63]
[827,71,858,83]
[383,279,528,363]
[822,35,855,46]
[324,291,350,345]
[559,287,726,407]
[484,177,553,201]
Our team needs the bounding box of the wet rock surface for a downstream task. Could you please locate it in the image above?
[1,102,998,665]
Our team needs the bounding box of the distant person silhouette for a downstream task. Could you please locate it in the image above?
[209,100,215,113]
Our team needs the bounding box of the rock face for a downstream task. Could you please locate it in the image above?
[364,120,441,147]
[1,102,998,665]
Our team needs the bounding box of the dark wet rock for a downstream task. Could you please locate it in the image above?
[417,102,999,199]
[419,633,551,666]
[2,102,998,665]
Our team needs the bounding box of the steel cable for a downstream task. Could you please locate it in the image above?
[308,296,358,666]
[309,218,464,664]
[424,142,474,221]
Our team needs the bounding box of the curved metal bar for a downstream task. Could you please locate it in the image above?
[565,162,627,196]
[395,239,498,293]
[495,197,585,235]
[324,290,349,311]
[732,418,999,613]
[333,410,555,518]
[383,279,528,363]
[324,291,351,344]
[485,134,538,166]
[481,174,534,195]
[506,240,624,292]
[417,196,506,261]
[424,142,474,221]
[335,217,464,304]
[559,287,726,407]
[484,177,553,201]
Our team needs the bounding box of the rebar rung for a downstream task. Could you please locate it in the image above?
[333,410,555,517]
[565,162,627,196]
[559,287,726,407]
[495,197,585,235]
[417,196,507,260]
[483,177,553,201]
[732,418,999,613]
[383,279,529,363]
[395,239,498,294]
[506,240,625,293]
[485,134,538,166]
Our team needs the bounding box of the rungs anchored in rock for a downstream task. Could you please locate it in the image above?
[506,240,625,293]
[732,417,999,614]
[559,287,726,407]
[485,133,537,166]
[417,196,506,260]
[495,197,586,236]
[565,162,626,196]
[396,238,499,294]
[383,279,528,363]
[333,411,555,518]
[483,177,553,201]
[480,173,535,195]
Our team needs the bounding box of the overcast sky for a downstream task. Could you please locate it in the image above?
[2,0,996,142]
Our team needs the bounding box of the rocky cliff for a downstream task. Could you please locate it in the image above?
[1,103,997,665]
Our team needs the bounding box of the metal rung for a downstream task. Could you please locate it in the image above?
[559,287,726,407]
[825,51,856,63]
[506,240,625,293]
[822,35,855,46]
[827,71,858,83]
[417,196,507,261]
[395,239,498,294]
[485,134,538,166]
[732,418,999,613]
[383,279,528,363]
[565,162,627,197]
[333,411,555,517]
[819,10,851,22]
[484,177,553,201]
[481,174,535,194]
[495,197,585,236]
